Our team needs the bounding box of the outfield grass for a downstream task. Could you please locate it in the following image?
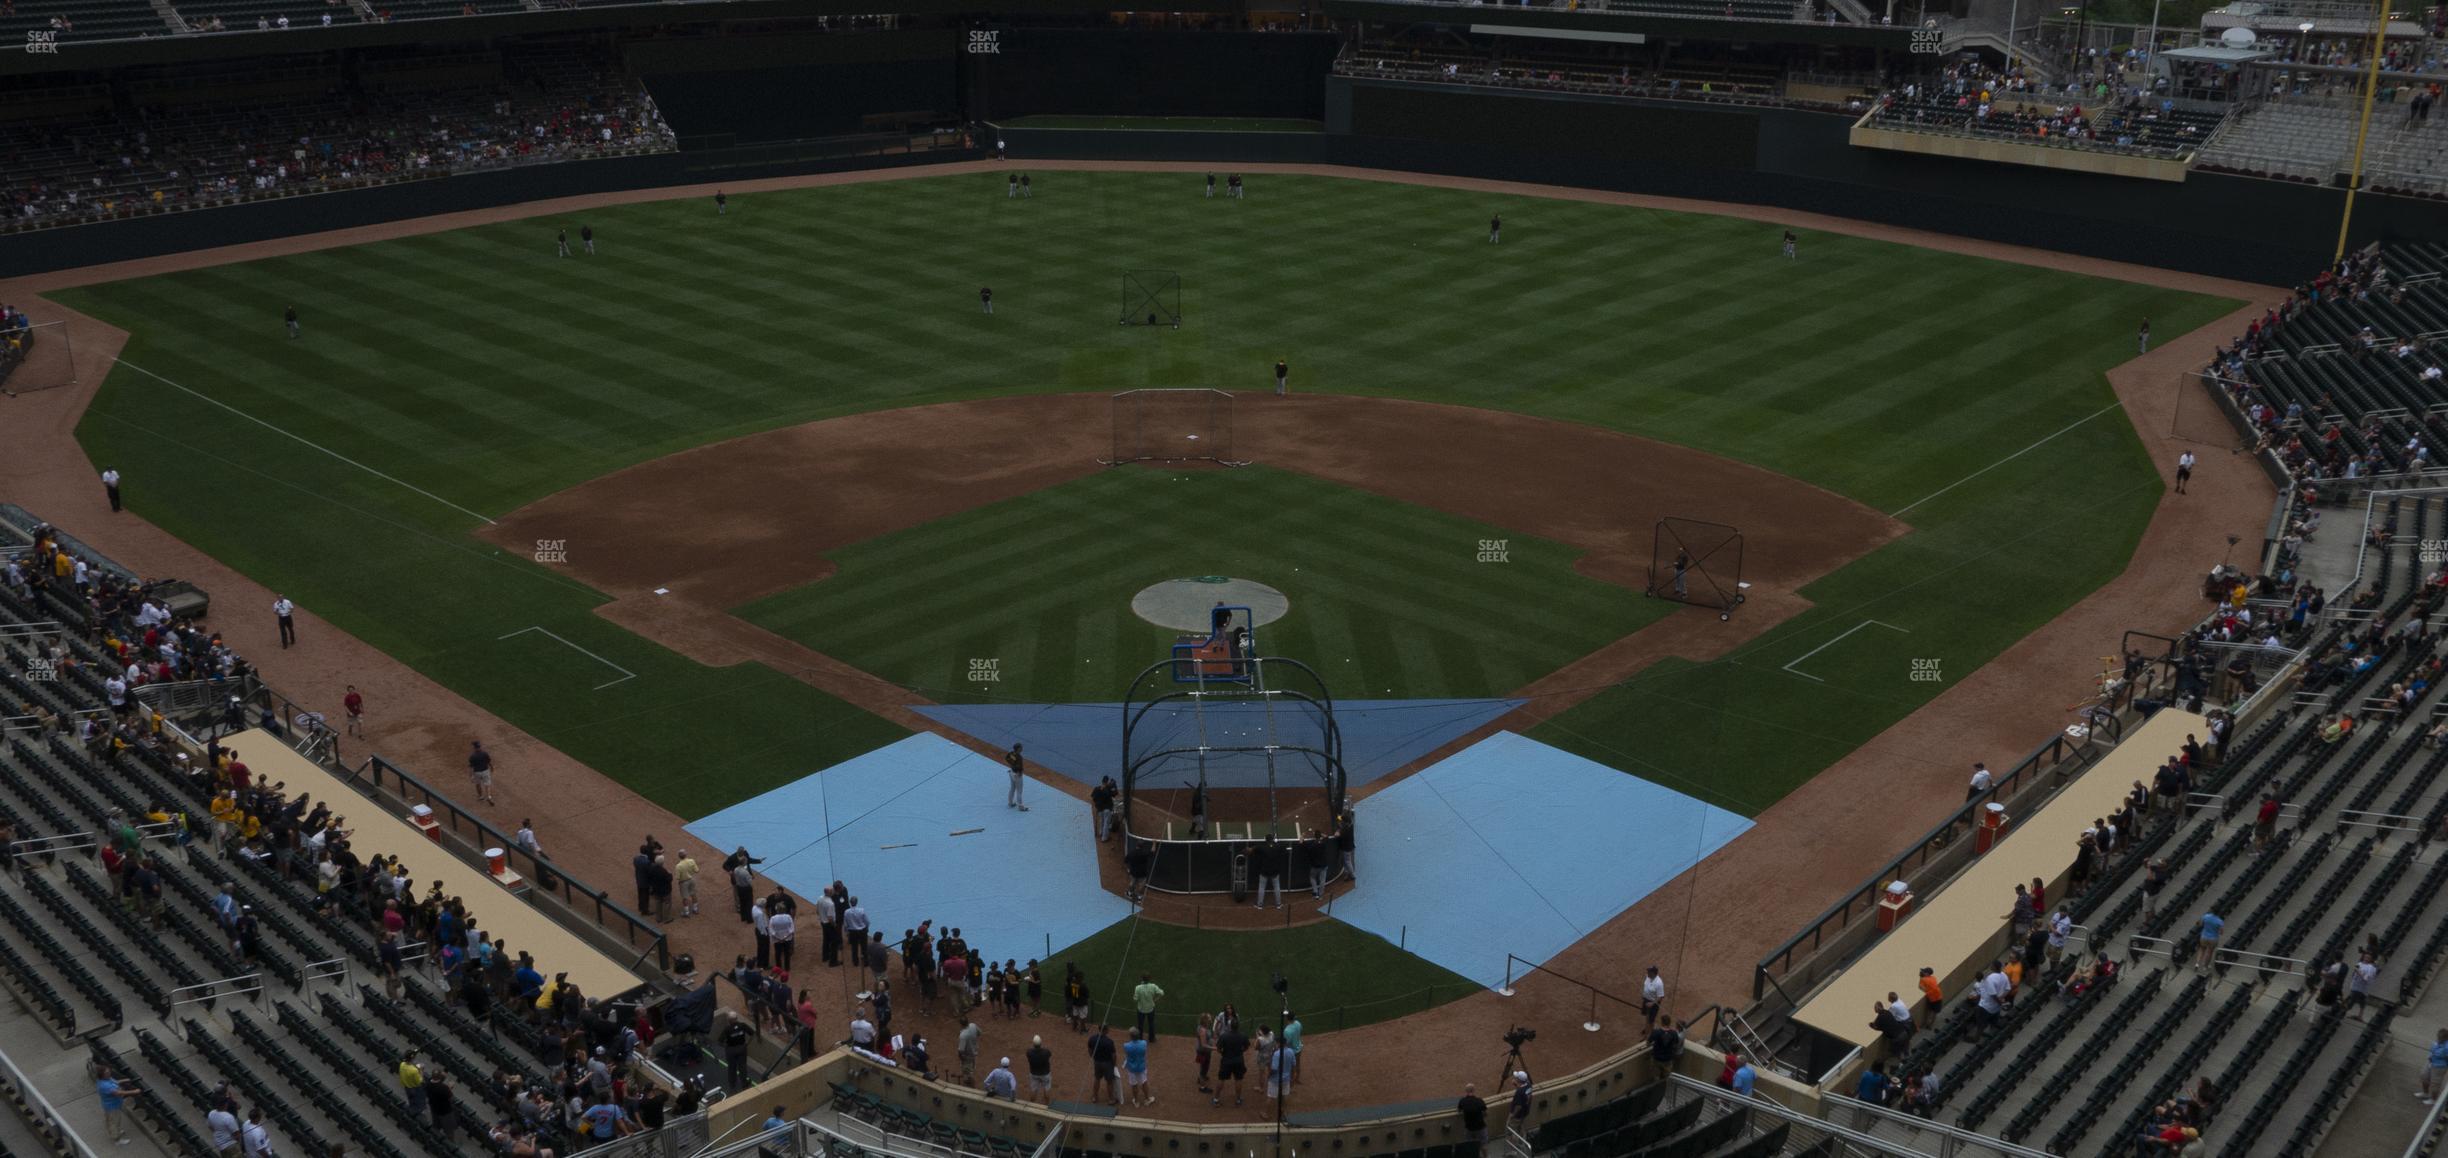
[1046,917,1481,1039]
[54,171,2239,819]
[739,466,1665,704]
[1001,116,1324,132]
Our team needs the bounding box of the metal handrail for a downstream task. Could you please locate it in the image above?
[1793,1073,2062,1157]
[0,1036,102,1158]
[2338,808,2427,836]
[2212,947,2308,980]
[2403,1070,2448,1158]
[339,753,670,972]
[1754,730,2085,999]
[168,972,266,1010]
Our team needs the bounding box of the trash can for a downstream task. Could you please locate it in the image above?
[1230,852,1249,903]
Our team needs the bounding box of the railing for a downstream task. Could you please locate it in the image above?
[1660,1073,2057,1158]
[2211,947,2308,983]
[168,972,266,1011]
[0,1036,102,1158]
[1495,954,1646,1031]
[337,753,671,973]
[1752,730,2092,999]
[2126,935,2178,962]
[2402,1070,2448,1158]
[2338,808,2428,838]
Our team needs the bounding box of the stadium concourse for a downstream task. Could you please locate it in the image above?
[0,155,2288,1158]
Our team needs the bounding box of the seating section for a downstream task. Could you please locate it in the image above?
[0,524,638,1157]
[1831,666,2448,1156]
[0,0,171,44]
[1334,36,1803,108]
[2211,243,2448,485]
[2198,97,2448,197]
[0,41,673,233]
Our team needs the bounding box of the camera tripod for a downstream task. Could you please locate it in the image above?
[1496,1042,1529,1087]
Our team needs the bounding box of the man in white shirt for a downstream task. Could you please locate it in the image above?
[2047,910,2073,967]
[768,906,797,971]
[814,891,839,966]
[2175,451,2195,494]
[272,596,297,647]
[1975,962,2011,1038]
[102,467,122,512]
[1640,966,1667,1027]
[207,1104,241,1154]
[241,1109,274,1155]
[1967,762,1992,801]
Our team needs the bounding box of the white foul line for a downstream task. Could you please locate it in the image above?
[114,359,499,526]
[1782,619,1911,683]
[1891,401,2127,519]
[497,626,637,690]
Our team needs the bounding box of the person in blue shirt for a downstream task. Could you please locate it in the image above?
[512,957,545,1002]
[1731,1060,1758,1097]
[2425,1029,2448,1102]
[582,1096,633,1143]
[762,1106,792,1156]
[1856,1066,1891,1106]
[94,1066,141,1145]
[1124,1029,1154,1107]
[2195,912,2225,971]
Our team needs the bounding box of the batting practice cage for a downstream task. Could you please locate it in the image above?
[1648,516,1747,620]
[1,321,79,396]
[1105,387,1245,466]
[1119,270,1182,328]
[1118,654,1350,895]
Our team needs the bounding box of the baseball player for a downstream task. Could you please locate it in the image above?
[556,228,569,257]
[1490,214,1501,243]
[1274,358,1289,397]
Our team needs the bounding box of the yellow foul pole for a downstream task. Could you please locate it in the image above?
[2334,0,2394,262]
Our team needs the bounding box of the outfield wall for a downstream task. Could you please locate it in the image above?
[3,72,2432,284]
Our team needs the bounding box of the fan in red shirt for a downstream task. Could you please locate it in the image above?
[343,685,366,739]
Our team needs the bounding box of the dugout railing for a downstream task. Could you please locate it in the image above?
[336,752,673,975]
[1748,725,2099,1003]
[168,678,673,976]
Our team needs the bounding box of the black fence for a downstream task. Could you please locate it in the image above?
[1750,728,2096,1003]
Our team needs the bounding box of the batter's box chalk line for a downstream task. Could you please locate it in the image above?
[497,626,638,690]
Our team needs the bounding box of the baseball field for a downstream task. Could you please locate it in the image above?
[31,165,2248,1039]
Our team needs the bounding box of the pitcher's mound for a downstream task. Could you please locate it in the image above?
[1131,577,1290,632]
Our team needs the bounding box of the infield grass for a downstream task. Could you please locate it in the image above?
[54,170,2240,819]
[738,466,1664,704]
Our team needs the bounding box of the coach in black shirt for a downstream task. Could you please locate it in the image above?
[1457,1084,1489,1156]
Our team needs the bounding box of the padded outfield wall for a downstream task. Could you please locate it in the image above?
[0,33,2433,283]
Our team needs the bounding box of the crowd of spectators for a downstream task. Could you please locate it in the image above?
[2202,247,2448,484]
[4,521,253,737]
[1867,58,2221,156]
[1,49,672,232]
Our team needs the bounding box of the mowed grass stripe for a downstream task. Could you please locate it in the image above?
[56,170,2240,820]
